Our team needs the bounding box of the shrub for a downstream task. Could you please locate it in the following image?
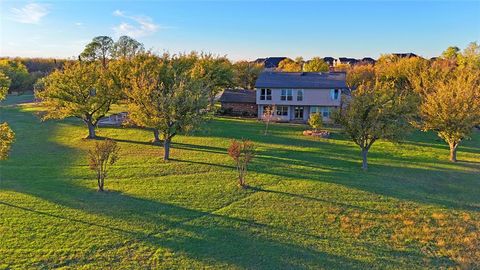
[308,113,323,132]
[88,139,119,191]
[227,139,255,188]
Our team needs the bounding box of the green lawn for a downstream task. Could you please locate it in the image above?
[1,95,479,269]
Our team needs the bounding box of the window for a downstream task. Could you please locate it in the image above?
[321,107,331,118]
[281,89,293,101]
[276,106,288,116]
[310,106,320,115]
[294,106,304,119]
[297,89,303,101]
[330,89,340,100]
[260,89,272,100]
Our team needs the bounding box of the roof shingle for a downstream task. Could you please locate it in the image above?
[255,72,348,89]
[219,89,256,104]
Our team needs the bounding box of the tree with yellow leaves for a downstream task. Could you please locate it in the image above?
[0,72,15,160]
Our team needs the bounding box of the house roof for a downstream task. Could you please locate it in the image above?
[338,57,359,64]
[393,53,417,58]
[255,57,288,68]
[361,57,376,62]
[219,89,256,104]
[255,72,348,89]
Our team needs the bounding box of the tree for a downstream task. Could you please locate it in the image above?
[0,72,11,100]
[303,57,329,72]
[37,61,121,139]
[227,139,255,188]
[308,113,323,132]
[0,123,15,160]
[233,61,263,89]
[88,139,119,192]
[0,59,30,93]
[0,75,15,160]
[346,64,375,89]
[125,53,210,160]
[262,106,275,135]
[441,46,460,62]
[80,36,114,67]
[415,67,480,162]
[277,58,302,72]
[192,53,234,108]
[111,36,144,59]
[459,42,480,69]
[333,81,417,170]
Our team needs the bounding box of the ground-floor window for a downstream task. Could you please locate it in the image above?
[294,106,304,119]
[276,106,288,116]
[310,106,331,118]
[321,107,331,117]
[310,106,320,115]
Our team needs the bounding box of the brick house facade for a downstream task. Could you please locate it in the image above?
[219,89,257,116]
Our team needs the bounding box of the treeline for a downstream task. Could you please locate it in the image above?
[0,36,264,95]
[0,57,72,93]
[335,42,480,169]
[34,35,257,161]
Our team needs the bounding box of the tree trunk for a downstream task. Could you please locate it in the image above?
[163,138,171,161]
[361,148,368,171]
[86,121,96,139]
[153,129,161,143]
[97,177,104,192]
[449,142,458,162]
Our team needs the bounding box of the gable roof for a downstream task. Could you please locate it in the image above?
[393,53,417,58]
[256,57,288,68]
[255,72,348,89]
[219,89,256,104]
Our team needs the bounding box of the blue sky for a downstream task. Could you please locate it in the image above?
[1,1,479,60]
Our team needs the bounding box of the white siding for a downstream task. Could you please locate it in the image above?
[256,88,341,106]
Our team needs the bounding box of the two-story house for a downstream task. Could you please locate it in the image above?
[255,72,349,122]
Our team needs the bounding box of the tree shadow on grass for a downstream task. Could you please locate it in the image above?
[0,107,384,269]
[0,107,471,268]
[111,119,480,213]
[250,147,480,212]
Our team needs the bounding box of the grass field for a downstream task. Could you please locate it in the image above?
[1,94,479,269]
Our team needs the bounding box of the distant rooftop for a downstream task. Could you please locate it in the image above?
[254,57,288,68]
[392,53,417,58]
[255,72,348,89]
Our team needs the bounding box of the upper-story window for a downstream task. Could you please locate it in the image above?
[281,89,293,101]
[330,89,340,100]
[297,90,303,101]
[260,89,272,100]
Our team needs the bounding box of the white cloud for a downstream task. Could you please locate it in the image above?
[112,10,161,38]
[11,3,49,24]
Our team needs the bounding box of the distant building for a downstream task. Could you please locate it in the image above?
[254,57,288,70]
[255,72,349,122]
[219,89,257,116]
[360,57,376,65]
[392,53,417,58]
[322,57,335,66]
[335,57,359,66]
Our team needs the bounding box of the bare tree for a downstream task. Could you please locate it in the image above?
[228,139,255,188]
[262,106,275,135]
[88,139,120,192]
